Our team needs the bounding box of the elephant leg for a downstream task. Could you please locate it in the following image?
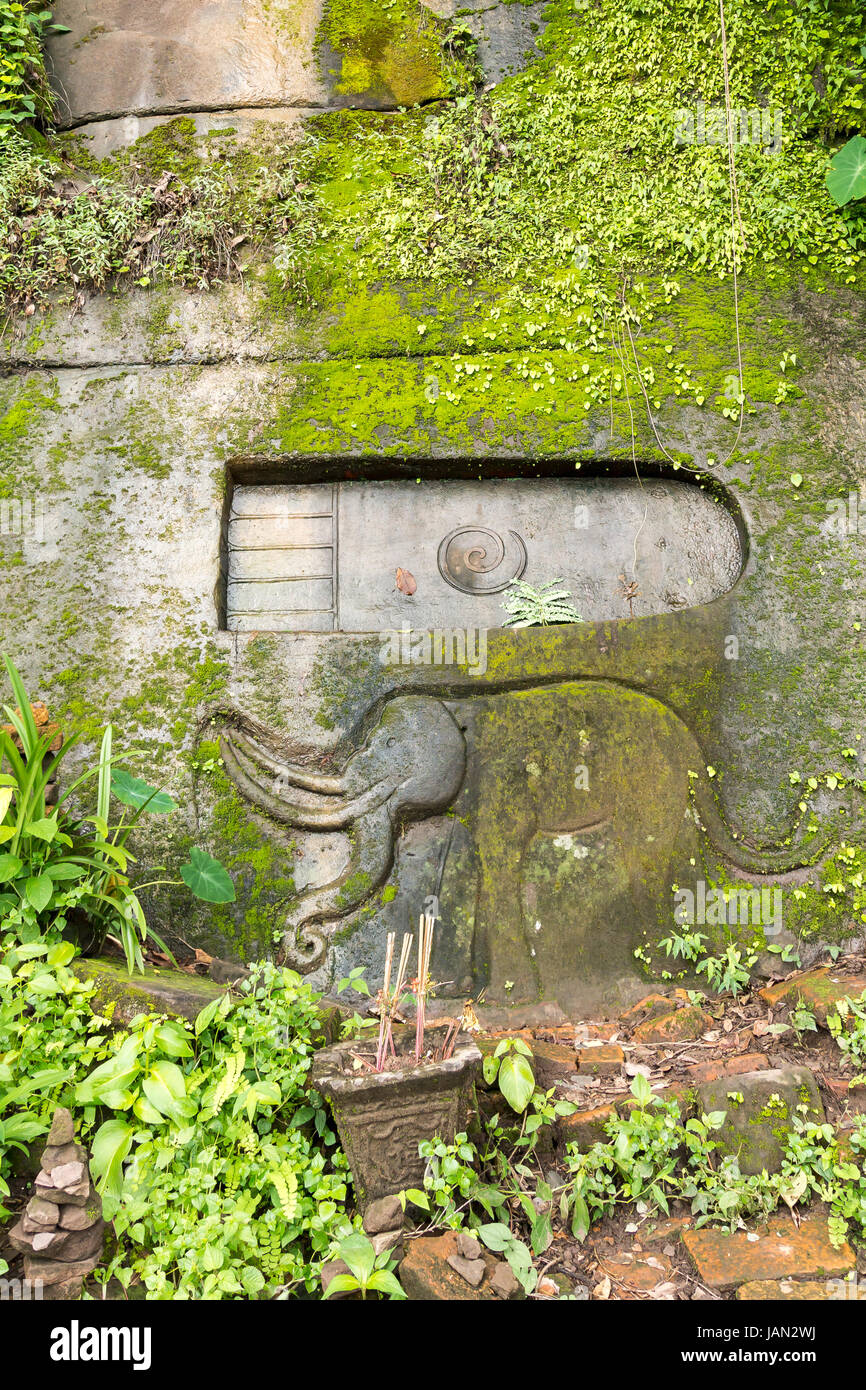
[279,804,396,973]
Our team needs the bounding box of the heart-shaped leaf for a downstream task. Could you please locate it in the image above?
[111,770,177,814]
[24,873,54,912]
[498,1052,535,1113]
[180,848,235,903]
[826,135,866,207]
[0,853,22,883]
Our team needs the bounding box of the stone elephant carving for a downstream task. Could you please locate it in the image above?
[217,682,829,1004]
[219,696,467,972]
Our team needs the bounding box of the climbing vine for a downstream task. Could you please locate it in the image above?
[0,2,62,127]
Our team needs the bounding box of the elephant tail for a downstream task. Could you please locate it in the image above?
[277,922,328,976]
[691,778,832,876]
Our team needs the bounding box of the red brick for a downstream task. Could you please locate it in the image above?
[530,1040,577,1086]
[825,1076,866,1115]
[683,1053,769,1083]
[556,1103,617,1151]
[577,1044,624,1076]
[736,1276,866,1300]
[759,968,866,1024]
[633,1005,710,1044]
[597,1249,676,1296]
[683,1213,854,1292]
[619,994,675,1026]
[399,1231,500,1301]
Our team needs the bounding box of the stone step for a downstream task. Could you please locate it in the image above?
[71,957,343,1038]
[694,1064,824,1175]
[683,1213,854,1292]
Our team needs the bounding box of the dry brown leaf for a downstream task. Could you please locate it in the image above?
[395,567,417,596]
[592,1274,611,1300]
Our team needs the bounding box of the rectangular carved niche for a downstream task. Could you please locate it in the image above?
[224,478,742,632]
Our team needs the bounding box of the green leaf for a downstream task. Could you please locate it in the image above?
[241,1266,266,1295]
[25,817,58,841]
[194,996,221,1036]
[24,873,54,912]
[180,847,235,903]
[571,1195,591,1241]
[90,1118,134,1199]
[482,1054,500,1085]
[0,853,22,882]
[477,1222,512,1252]
[826,135,866,207]
[46,941,75,968]
[322,1273,359,1298]
[338,1231,376,1284]
[153,1020,193,1058]
[403,1187,430,1210]
[110,769,177,814]
[132,1094,164,1126]
[497,1052,535,1113]
[366,1269,405,1298]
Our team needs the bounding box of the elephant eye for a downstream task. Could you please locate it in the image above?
[386,737,396,748]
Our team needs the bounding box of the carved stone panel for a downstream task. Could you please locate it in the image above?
[225,478,743,632]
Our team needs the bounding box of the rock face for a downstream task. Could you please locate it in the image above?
[4,3,863,1022]
[9,1109,104,1300]
[46,0,328,127]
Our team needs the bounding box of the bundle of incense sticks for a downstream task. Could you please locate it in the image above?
[375,929,413,1072]
[414,911,436,1063]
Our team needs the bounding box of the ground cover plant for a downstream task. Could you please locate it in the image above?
[0,655,234,971]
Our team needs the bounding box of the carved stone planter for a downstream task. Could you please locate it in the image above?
[311,1027,483,1209]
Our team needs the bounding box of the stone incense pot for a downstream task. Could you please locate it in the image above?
[311,1023,482,1210]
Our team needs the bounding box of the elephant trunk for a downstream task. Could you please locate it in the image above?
[279,804,396,975]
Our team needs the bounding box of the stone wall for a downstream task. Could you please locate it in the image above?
[2,2,864,1018]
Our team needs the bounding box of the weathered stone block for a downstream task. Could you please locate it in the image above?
[683,1214,854,1292]
[696,1066,824,1175]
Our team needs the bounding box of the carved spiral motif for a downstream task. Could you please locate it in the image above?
[437,526,528,595]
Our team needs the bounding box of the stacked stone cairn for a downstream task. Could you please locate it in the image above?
[9,1107,105,1299]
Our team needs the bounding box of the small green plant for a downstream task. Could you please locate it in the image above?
[659,926,708,963]
[482,1037,536,1113]
[501,579,583,629]
[696,943,758,997]
[827,992,866,1079]
[321,1231,404,1300]
[0,655,234,970]
[768,1002,818,1044]
[0,2,66,126]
